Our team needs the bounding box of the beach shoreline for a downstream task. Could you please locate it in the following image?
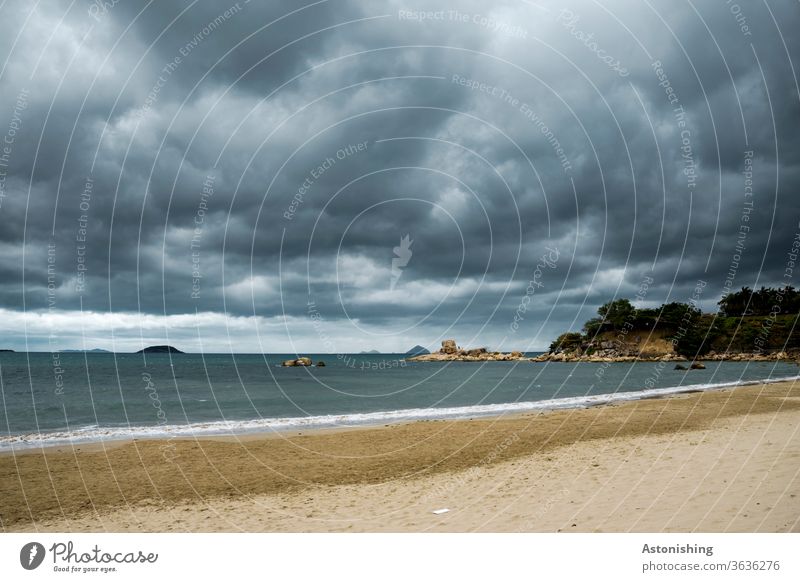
[4,372,799,454]
[2,379,799,532]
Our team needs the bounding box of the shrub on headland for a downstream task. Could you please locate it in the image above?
[549,332,584,353]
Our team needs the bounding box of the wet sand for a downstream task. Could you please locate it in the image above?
[2,380,799,532]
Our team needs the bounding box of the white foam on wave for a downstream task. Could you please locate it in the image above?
[2,374,798,451]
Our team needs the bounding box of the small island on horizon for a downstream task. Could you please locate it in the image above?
[405,345,430,356]
[136,345,185,354]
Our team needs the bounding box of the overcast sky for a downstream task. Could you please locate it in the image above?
[0,0,798,353]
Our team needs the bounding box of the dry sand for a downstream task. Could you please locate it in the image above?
[2,380,799,532]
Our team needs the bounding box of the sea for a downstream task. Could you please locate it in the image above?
[1,351,798,450]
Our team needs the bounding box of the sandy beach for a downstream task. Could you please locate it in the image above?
[2,379,799,533]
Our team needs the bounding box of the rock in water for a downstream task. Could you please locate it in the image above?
[316,361,326,367]
[295,357,313,366]
[674,364,687,370]
[690,362,706,369]
[441,339,458,354]
[282,360,297,367]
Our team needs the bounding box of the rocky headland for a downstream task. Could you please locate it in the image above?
[530,337,799,363]
[406,339,527,362]
[411,286,800,364]
[535,286,800,363]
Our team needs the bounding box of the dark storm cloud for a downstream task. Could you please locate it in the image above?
[0,0,798,351]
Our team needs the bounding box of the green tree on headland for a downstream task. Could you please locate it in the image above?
[718,286,800,317]
[598,298,635,328]
[672,308,716,358]
[583,298,635,335]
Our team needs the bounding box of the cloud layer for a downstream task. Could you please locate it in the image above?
[0,0,798,352]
